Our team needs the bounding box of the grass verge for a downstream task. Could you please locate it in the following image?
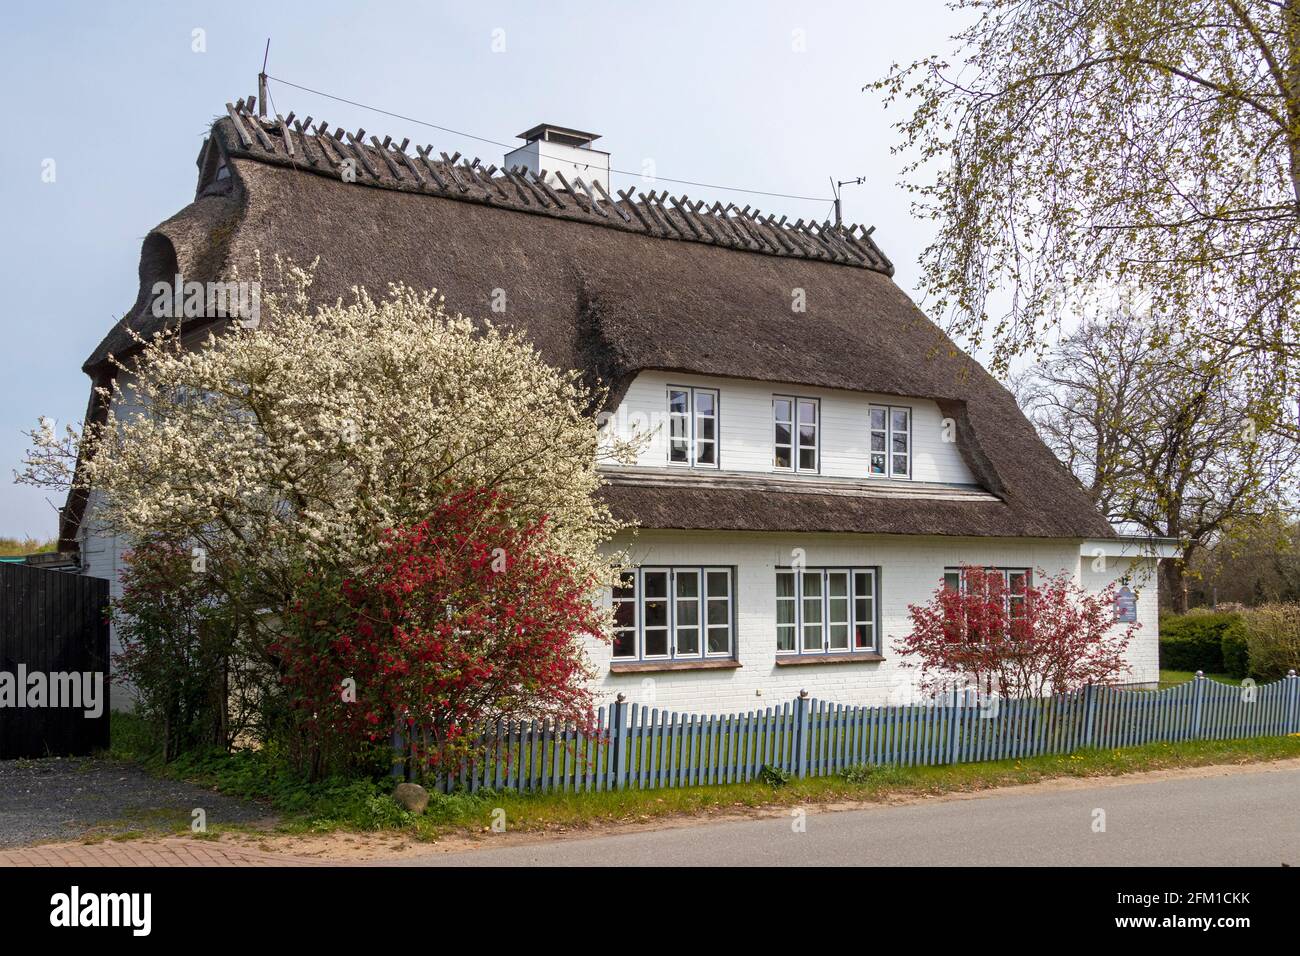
[1158,668,1236,687]
[106,711,1300,842]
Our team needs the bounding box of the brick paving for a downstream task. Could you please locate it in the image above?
[0,837,323,867]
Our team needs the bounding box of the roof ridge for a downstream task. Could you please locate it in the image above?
[217,99,894,275]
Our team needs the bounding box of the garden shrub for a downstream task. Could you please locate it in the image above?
[1220,618,1251,679]
[1239,604,1300,682]
[1157,611,1241,673]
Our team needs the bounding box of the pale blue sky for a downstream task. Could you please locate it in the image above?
[0,0,966,539]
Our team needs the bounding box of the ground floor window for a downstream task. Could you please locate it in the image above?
[776,567,879,655]
[942,566,1031,639]
[612,566,734,661]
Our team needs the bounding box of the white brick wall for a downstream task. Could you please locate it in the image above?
[586,530,1162,715]
[607,371,978,485]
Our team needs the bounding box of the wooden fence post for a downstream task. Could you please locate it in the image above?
[946,685,959,764]
[1191,671,1206,740]
[794,690,810,779]
[612,694,628,791]
[1082,684,1097,749]
[390,720,406,781]
[1286,670,1299,735]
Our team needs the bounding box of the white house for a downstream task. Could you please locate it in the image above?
[61,104,1175,714]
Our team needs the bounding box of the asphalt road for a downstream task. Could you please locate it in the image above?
[405,766,1300,866]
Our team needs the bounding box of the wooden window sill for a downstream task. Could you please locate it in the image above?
[609,659,742,674]
[773,653,885,666]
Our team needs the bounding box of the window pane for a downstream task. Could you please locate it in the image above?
[892,453,909,476]
[777,625,796,652]
[644,630,669,657]
[776,571,795,598]
[870,432,886,452]
[774,399,792,422]
[870,408,886,430]
[698,417,716,442]
[644,600,668,628]
[799,447,817,471]
[676,627,700,655]
[798,401,817,424]
[774,423,791,446]
[614,600,636,628]
[707,626,730,654]
[892,432,908,453]
[613,629,636,657]
[775,446,792,468]
[614,572,636,599]
[644,571,669,598]
[696,441,716,465]
[891,408,909,432]
[706,571,729,597]
[706,599,729,626]
[944,571,961,592]
[669,390,688,413]
[696,391,715,416]
[870,453,887,475]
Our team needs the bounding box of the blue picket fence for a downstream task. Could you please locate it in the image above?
[393,673,1300,794]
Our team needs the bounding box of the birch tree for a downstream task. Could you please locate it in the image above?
[874,0,1300,418]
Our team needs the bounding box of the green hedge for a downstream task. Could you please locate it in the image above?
[1158,611,1242,673]
[1220,618,1251,679]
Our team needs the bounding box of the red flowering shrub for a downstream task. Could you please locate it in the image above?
[897,565,1137,699]
[274,488,604,778]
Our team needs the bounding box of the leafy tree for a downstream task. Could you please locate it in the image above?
[873,0,1300,416]
[1017,311,1299,608]
[1187,509,1300,605]
[898,565,1137,698]
[19,257,636,757]
[112,539,236,760]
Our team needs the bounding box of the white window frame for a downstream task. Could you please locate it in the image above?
[775,566,881,656]
[869,403,912,479]
[774,395,819,473]
[611,566,735,662]
[667,386,720,469]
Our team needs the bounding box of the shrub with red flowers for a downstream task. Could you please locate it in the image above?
[896,565,1137,699]
[274,488,605,779]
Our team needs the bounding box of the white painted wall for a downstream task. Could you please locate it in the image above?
[604,370,977,485]
[586,530,1161,715]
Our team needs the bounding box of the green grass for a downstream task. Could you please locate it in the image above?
[106,709,1300,842]
[1158,668,1238,687]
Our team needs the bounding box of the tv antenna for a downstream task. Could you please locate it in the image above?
[257,38,271,118]
[830,176,865,227]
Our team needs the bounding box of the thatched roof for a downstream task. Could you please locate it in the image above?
[64,101,1112,547]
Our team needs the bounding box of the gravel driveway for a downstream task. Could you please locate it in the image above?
[0,756,276,848]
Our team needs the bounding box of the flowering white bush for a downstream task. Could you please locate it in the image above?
[22,255,634,624]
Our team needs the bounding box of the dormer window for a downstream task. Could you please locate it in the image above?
[869,405,911,478]
[774,396,819,472]
[667,386,719,468]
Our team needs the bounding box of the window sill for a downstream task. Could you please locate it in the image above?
[773,653,886,666]
[609,659,742,674]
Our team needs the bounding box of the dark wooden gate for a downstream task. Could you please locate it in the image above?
[0,563,110,758]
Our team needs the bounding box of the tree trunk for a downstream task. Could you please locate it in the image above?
[1161,559,1189,613]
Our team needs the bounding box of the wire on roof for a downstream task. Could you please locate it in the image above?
[264,75,834,204]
